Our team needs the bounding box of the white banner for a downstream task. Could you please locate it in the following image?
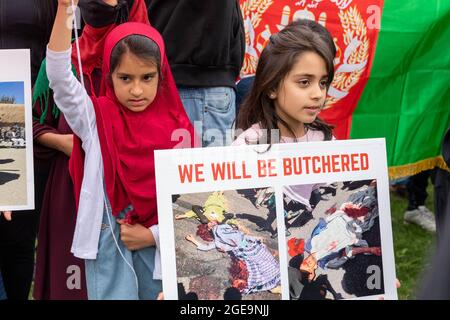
[155,138,397,300]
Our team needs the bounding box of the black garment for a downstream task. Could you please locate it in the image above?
[416,131,450,300]
[0,211,39,300]
[0,0,57,299]
[289,253,343,300]
[300,274,341,300]
[434,127,450,239]
[0,0,57,84]
[434,168,450,238]
[288,267,305,300]
[406,170,433,210]
[146,0,245,88]
[420,183,450,299]
[419,216,450,300]
[0,167,49,300]
[79,0,134,28]
[235,76,255,116]
[288,254,305,300]
[341,218,384,298]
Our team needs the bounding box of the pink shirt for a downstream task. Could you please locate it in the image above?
[232,123,327,146]
[232,123,333,210]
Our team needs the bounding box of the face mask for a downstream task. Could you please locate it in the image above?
[79,0,135,28]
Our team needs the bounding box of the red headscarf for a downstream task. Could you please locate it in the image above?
[71,0,149,82]
[71,22,195,228]
[69,0,150,187]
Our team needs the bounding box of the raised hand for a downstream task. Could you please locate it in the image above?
[1,211,12,221]
[49,0,80,52]
[58,0,79,7]
[103,0,119,6]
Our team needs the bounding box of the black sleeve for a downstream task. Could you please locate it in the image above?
[232,0,245,75]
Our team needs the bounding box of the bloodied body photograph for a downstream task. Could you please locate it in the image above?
[172,189,282,300]
[284,179,384,299]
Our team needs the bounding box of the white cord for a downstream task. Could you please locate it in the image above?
[70,0,139,296]
[70,1,93,140]
[105,197,140,293]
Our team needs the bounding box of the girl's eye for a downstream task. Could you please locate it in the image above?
[119,76,129,81]
[143,75,154,81]
[320,80,328,88]
[298,79,310,87]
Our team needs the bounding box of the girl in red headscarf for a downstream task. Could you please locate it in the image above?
[45,0,194,299]
[33,0,150,300]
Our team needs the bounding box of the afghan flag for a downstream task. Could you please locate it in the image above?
[239,0,450,178]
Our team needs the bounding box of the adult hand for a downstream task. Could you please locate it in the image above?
[117,219,155,251]
[378,279,401,300]
[58,0,79,7]
[1,211,12,221]
[103,0,118,6]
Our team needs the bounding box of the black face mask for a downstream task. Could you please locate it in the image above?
[79,0,135,28]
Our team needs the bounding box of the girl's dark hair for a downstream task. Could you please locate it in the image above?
[236,19,336,142]
[110,34,161,78]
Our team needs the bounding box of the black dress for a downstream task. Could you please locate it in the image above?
[0,0,57,300]
[419,128,450,300]
[0,0,56,84]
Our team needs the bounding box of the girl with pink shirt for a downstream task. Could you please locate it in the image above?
[233,18,336,146]
[233,19,337,237]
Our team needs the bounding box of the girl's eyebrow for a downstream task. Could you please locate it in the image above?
[293,73,328,78]
[116,71,158,77]
[116,72,131,77]
[143,72,158,76]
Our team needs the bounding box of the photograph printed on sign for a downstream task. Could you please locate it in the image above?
[172,189,282,300]
[0,81,28,207]
[284,179,384,300]
[0,49,34,211]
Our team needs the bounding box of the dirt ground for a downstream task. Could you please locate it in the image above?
[0,148,27,206]
[285,180,384,299]
[0,104,25,124]
[172,189,282,300]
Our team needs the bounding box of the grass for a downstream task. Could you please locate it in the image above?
[390,185,436,299]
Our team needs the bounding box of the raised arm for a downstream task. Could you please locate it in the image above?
[48,1,78,53]
[46,1,96,143]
